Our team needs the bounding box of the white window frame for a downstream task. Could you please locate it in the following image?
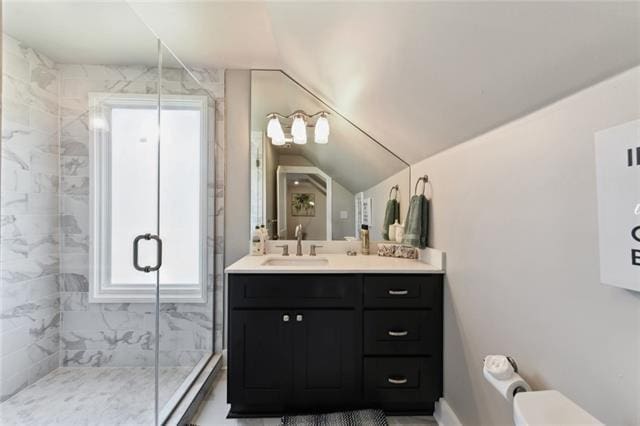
[88,92,209,303]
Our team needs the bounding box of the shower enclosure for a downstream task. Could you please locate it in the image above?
[0,3,222,424]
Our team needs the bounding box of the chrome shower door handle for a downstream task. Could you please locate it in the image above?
[133,233,163,273]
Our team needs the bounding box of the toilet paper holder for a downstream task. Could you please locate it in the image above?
[505,357,529,396]
[482,355,519,373]
[483,356,529,397]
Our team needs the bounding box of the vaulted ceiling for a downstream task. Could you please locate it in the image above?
[5,1,640,165]
[130,1,640,164]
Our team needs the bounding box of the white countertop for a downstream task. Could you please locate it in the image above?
[225,253,445,274]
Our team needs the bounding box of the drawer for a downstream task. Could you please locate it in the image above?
[229,274,361,308]
[364,357,441,411]
[364,274,441,308]
[364,310,437,355]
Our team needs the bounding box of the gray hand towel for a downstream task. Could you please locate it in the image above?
[401,195,429,248]
[382,199,399,240]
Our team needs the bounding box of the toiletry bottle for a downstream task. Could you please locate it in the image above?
[395,223,405,243]
[389,220,399,242]
[260,225,267,255]
[250,226,263,255]
[361,224,370,255]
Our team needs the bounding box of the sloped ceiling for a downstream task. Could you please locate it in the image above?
[130,1,640,164]
[6,1,640,165]
[265,1,640,162]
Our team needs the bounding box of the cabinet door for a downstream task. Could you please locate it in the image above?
[291,310,361,409]
[228,310,291,409]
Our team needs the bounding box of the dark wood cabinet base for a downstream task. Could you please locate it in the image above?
[228,273,443,417]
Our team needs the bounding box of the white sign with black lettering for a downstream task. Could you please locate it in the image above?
[594,119,640,291]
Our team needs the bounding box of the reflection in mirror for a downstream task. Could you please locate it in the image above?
[250,70,410,241]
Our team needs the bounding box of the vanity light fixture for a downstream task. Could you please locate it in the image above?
[265,110,330,146]
[266,114,286,145]
[314,113,330,144]
[291,114,307,144]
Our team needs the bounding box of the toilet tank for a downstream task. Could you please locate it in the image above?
[513,390,603,426]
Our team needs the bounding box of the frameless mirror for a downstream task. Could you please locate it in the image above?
[250,70,410,241]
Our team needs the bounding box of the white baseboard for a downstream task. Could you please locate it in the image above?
[434,398,462,426]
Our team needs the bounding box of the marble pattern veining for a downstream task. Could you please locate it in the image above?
[1,34,61,402]
[57,62,225,367]
[0,366,192,425]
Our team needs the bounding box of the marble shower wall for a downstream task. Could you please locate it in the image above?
[0,35,61,401]
[58,63,225,368]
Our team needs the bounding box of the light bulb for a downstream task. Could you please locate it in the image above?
[271,126,286,146]
[291,115,307,144]
[266,115,282,138]
[314,114,329,144]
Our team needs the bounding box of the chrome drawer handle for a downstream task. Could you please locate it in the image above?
[387,377,408,385]
[388,330,409,337]
[388,289,408,295]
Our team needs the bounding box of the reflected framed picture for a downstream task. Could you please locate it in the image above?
[291,193,316,216]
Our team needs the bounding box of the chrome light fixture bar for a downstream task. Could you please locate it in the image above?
[265,110,330,145]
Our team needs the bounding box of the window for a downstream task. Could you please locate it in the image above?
[89,93,208,303]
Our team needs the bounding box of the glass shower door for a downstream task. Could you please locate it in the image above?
[155,44,218,424]
[0,2,164,424]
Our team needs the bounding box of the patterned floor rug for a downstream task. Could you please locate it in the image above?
[281,408,388,425]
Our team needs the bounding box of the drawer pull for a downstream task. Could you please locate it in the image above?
[387,376,408,385]
[388,289,408,295]
[388,330,409,337]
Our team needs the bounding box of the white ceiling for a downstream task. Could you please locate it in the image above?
[4,1,640,165]
[3,2,161,66]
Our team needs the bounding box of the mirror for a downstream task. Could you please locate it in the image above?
[250,70,410,241]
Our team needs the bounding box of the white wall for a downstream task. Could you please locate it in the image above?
[331,182,355,240]
[224,70,251,266]
[364,67,640,425]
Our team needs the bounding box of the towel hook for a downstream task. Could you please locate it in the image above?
[388,185,399,200]
[414,175,429,196]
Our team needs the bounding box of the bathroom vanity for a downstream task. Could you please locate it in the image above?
[225,251,445,417]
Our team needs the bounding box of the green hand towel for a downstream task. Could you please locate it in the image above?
[382,199,399,240]
[401,195,429,248]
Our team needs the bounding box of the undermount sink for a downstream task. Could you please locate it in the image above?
[261,257,329,267]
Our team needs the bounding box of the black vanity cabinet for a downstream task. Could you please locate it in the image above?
[227,273,443,416]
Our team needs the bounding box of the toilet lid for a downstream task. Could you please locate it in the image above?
[513,391,603,426]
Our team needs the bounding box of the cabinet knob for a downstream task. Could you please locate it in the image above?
[296,314,303,322]
[388,330,409,337]
[388,289,409,295]
[283,314,290,322]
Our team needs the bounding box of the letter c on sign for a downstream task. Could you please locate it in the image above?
[633,226,640,243]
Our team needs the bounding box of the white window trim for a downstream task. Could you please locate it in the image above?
[88,92,209,303]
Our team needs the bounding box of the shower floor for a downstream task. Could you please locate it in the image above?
[0,366,192,425]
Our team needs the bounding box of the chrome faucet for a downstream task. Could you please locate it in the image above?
[295,224,303,256]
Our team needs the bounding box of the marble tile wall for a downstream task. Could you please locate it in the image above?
[57,63,225,368]
[0,35,61,401]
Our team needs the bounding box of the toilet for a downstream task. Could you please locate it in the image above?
[513,390,603,426]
